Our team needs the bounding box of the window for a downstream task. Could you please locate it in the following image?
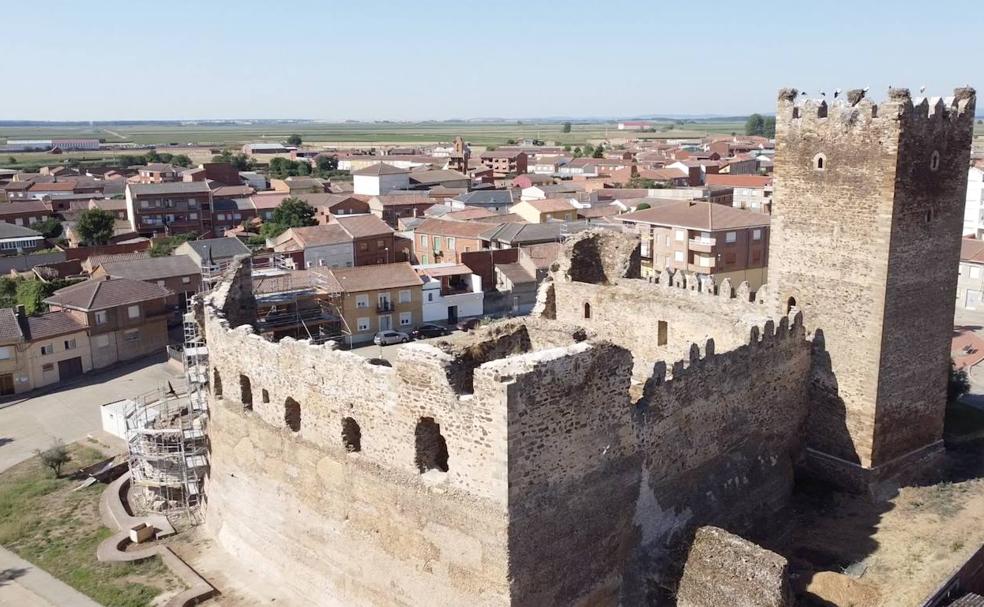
[357,317,370,332]
[124,329,139,342]
[0,347,10,360]
[675,229,685,241]
[787,297,797,314]
[355,295,369,309]
[261,389,270,404]
[657,321,668,346]
[213,369,223,397]
[157,280,166,287]
[93,334,110,348]
[140,200,150,209]
[40,344,54,356]
[64,338,76,351]
[813,153,826,171]
[725,231,737,244]
[377,239,385,248]
[42,363,54,373]
[420,235,428,247]
[400,312,412,326]
[752,228,762,241]
[971,267,982,280]
[583,302,591,319]
[240,374,253,410]
[699,255,713,267]
[433,237,442,251]
[447,237,456,250]
[284,398,301,432]
[399,289,411,304]
[674,251,685,263]
[127,305,140,319]
[359,242,368,251]
[181,276,191,284]
[414,417,449,473]
[930,150,941,172]
[427,292,434,302]
[342,417,361,452]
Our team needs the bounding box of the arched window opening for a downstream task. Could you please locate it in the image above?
[212,369,222,397]
[261,389,270,404]
[792,107,801,119]
[787,296,797,314]
[813,153,826,171]
[239,374,252,410]
[284,398,301,432]
[342,417,362,452]
[930,150,940,172]
[415,417,449,473]
[583,302,591,319]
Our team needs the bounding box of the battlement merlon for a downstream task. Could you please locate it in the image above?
[776,86,976,129]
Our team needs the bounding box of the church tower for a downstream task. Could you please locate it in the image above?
[770,87,976,486]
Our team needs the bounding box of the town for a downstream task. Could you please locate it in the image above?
[2,4,984,607]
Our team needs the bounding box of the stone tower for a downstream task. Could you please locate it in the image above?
[770,86,976,487]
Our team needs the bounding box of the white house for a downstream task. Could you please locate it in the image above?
[418,264,483,324]
[964,166,984,237]
[352,163,410,196]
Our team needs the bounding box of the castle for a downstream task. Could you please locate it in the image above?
[198,87,976,605]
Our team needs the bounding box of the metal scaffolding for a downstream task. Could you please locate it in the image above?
[252,254,351,344]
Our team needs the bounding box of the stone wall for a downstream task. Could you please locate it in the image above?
[770,88,976,472]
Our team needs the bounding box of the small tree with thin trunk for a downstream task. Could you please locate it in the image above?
[37,440,70,477]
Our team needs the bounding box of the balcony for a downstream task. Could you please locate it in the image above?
[376,301,394,313]
[688,237,716,253]
[688,258,716,273]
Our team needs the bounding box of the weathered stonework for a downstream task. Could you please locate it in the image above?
[198,88,976,605]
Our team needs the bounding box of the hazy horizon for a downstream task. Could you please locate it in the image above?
[5,0,983,121]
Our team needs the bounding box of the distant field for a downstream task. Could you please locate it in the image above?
[0,120,746,149]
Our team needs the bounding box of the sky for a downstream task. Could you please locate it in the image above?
[5,0,984,121]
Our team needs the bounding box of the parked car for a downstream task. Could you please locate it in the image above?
[456,318,481,331]
[411,324,451,339]
[373,330,410,345]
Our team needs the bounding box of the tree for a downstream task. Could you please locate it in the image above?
[6,156,15,165]
[506,138,517,145]
[30,218,62,239]
[150,233,196,257]
[171,154,192,167]
[286,134,303,146]
[763,116,777,138]
[37,440,71,477]
[563,145,571,152]
[949,360,971,403]
[272,197,318,228]
[582,144,595,157]
[17,278,80,315]
[562,122,572,133]
[745,113,766,136]
[76,209,115,245]
[635,202,651,210]
[592,144,605,159]
[315,155,338,175]
[572,146,582,158]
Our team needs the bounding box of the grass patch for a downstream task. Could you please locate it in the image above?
[0,444,179,607]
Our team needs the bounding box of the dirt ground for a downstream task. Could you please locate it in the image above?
[764,439,984,607]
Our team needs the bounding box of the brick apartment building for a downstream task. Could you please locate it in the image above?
[125,182,213,236]
[615,199,770,290]
[480,150,528,177]
[413,218,491,265]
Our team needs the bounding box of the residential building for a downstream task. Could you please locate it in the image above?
[334,213,403,265]
[368,193,435,227]
[293,193,370,223]
[0,307,30,395]
[89,198,129,220]
[0,200,53,226]
[509,198,578,223]
[242,143,288,155]
[91,255,201,309]
[173,237,251,270]
[270,177,329,195]
[25,311,91,389]
[491,261,538,315]
[417,264,483,324]
[211,197,255,233]
[413,217,491,265]
[964,166,984,237]
[520,183,583,201]
[448,189,515,213]
[352,163,411,196]
[957,238,984,309]
[240,171,268,191]
[480,150,528,177]
[480,221,605,249]
[250,192,285,221]
[135,163,180,184]
[408,169,470,190]
[43,278,171,369]
[125,182,213,236]
[313,262,423,344]
[704,174,774,213]
[0,223,45,255]
[615,200,770,290]
[272,224,354,269]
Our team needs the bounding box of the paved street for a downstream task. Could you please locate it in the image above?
[0,355,182,607]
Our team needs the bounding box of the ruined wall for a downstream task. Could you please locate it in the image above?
[204,259,516,606]
[770,88,976,471]
[548,257,771,378]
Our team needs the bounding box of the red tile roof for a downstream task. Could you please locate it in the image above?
[44,277,170,311]
[704,174,773,188]
[416,217,497,239]
[961,238,984,263]
[616,200,770,231]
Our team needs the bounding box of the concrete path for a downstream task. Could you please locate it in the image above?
[0,356,182,607]
[0,545,101,607]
